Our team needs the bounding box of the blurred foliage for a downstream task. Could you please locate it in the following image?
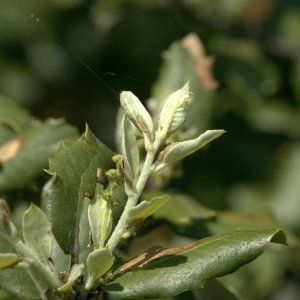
[1,0,300,299]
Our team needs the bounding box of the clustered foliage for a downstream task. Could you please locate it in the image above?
[0,80,286,299]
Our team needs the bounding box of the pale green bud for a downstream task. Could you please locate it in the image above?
[120,91,153,147]
[155,83,192,146]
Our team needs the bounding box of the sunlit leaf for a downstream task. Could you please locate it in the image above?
[0,253,22,269]
[104,229,286,299]
[88,191,113,249]
[155,129,225,171]
[128,194,170,220]
[120,91,153,146]
[85,247,114,290]
[155,83,191,143]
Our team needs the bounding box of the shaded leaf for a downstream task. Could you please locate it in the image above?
[152,192,217,224]
[0,136,23,163]
[0,118,79,193]
[104,229,286,299]
[44,125,114,254]
[181,33,219,91]
[22,203,52,265]
[207,210,281,235]
[58,263,84,293]
[0,199,16,236]
[0,95,32,134]
[0,232,44,299]
[120,115,140,180]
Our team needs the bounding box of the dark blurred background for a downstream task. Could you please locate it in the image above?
[1,1,300,299]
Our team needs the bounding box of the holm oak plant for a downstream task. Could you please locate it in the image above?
[0,83,286,299]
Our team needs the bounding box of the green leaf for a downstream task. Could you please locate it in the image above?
[58,263,84,293]
[120,91,153,147]
[120,115,140,180]
[151,39,217,132]
[155,129,226,172]
[44,125,114,254]
[0,253,22,269]
[0,232,44,299]
[155,83,191,143]
[152,192,217,224]
[88,192,113,249]
[0,118,79,193]
[128,194,170,220]
[0,199,16,236]
[85,247,114,290]
[0,94,32,134]
[207,211,281,235]
[22,203,52,265]
[103,229,286,299]
[0,267,41,299]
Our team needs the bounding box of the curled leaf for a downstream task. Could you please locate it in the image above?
[85,248,115,290]
[128,194,170,220]
[120,115,140,180]
[155,83,192,145]
[120,91,153,146]
[155,129,226,172]
[88,192,113,249]
[58,264,84,293]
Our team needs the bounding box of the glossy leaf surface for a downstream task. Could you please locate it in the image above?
[104,229,286,299]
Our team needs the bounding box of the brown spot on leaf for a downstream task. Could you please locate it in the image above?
[96,167,109,188]
[83,191,94,199]
[181,33,219,91]
[118,240,197,275]
[136,114,152,141]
